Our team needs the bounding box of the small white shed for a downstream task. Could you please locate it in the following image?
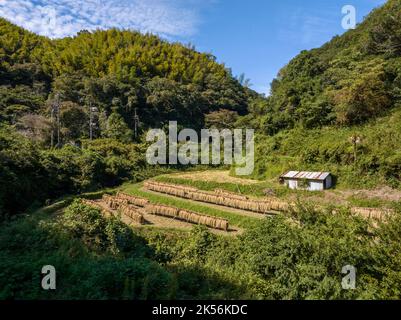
[280,171,333,191]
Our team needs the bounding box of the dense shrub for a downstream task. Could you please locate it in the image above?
[0,201,176,299]
[2,198,401,300]
[0,126,154,220]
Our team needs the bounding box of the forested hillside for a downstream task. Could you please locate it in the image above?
[240,0,401,188]
[2,0,401,301]
[0,18,255,218]
[2,0,401,217]
[0,17,254,134]
[247,0,401,131]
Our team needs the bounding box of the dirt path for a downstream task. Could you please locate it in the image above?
[141,187,273,220]
[167,170,259,185]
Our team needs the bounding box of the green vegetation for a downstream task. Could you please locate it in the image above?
[346,195,390,209]
[2,198,401,299]
[0,16,255,219]
[0,125,158,219]
[245,0,401,132]
[0,16,254,134]
[0,201,181,299]
[249,108,401,189]
[1,0,401,301]
[237,0,401,189]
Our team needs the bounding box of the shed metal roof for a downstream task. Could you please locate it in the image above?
[280,171,331,181]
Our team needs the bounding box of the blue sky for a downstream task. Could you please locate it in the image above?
[0,0,387,94]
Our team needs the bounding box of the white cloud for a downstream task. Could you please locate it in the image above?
[0,0,202,38]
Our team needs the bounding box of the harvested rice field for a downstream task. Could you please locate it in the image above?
[122,183,262,230]
[72,168,394,245]
[142,187,268,220]
[143,180,289,214]
[82,174,394,239]
[139,179,395,223]
[85,193,244,236]
[137,212,242,236]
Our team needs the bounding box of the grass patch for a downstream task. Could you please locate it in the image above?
[346,195,396,209]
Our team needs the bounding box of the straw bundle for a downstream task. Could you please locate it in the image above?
[215,189,249,201]
[267,199,290,212]
[145,181,395,223]
[144,181,197,198]
[179,209,229,231]
[145,204,180,217]
[118,204,145,224]
[144,181,292,214]
[147,181,197,191]
[102,194,129,210]
[115,192,149,207]
[144,204,229,231]
[82,198,145,224]
[102,194,113,203]
[351,207,393,221]
[187,191,203,201]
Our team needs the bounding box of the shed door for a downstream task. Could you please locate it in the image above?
[288,180,298,189]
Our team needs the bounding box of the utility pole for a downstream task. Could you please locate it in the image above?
[350,134,362,163]
[51,93,60,148]
[57,94,60,147]
[88,97,98,140]
[89,100,93,140]
[133,107,139,138]
[50,104,54,148]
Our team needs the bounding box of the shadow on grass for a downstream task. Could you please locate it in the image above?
[0,203,249,300]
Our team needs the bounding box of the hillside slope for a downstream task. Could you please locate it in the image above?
[260,0,401,131]
[0,18,257,218]
[0,18,254,132]
[241,0,401,189]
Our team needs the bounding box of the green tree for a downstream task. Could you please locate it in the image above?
[103,111,133,142]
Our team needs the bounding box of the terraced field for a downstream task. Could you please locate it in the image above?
[89,197,240,236]
[77,171,396,237]
[120,183,264,232]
